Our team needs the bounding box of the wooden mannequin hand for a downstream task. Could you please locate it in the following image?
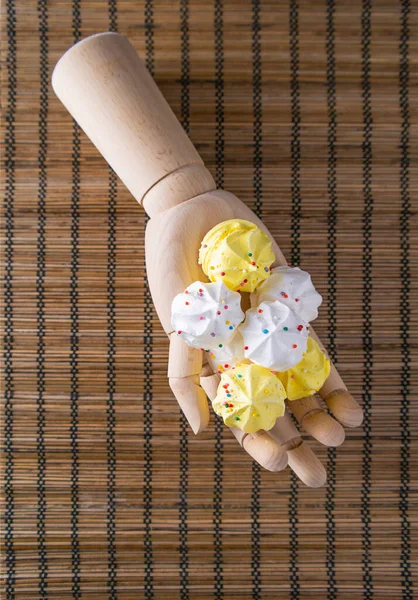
[146,189,364,488]
[52,33,363,488]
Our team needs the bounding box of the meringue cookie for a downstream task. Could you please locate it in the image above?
[199,219,275,293]
[276,337,330,401]
[251,266,322,323]
[206,330,246,374]
[240,300,309,371]
[171,281,244,350]
[212,363,286,433]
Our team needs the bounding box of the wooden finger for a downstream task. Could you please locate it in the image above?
[200,365,288,472]
[168,333,209,434]
[310,330,364,428]
[268,410,327,488]
[287,395,345,447]
[232,428,288,472]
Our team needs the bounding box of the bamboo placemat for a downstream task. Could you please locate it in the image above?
[1,0,417,598]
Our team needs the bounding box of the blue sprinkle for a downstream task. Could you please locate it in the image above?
[229,326,233,330]
[264,267,269,272]
[263,329,269,334]
[226,393,231,398]
[237,374,242,378]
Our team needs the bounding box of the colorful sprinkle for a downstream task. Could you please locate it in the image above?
[297,325,303,331]
[235,417,240,421]
[223,384,229,389]
[226,320,230,325]
[243,279,248,283]
[283,327,289,331]
[251,261,256,266]
[224,364,229,368]
[291,375,296,379]
[219,344,223,348]
[185,301,189,305]
[265,267,269,272]
[248,253,252,257]
[244,346,249,350]
[217,311,221,315]
[237,374,242,378]
[177,330,182,334]
[211,333,216,337]
[258,309,263,313]
[293,344,298,349]
[224,305,228,310]
[199,316,204,320]
[226,393,231,398]
[295,298,299,302]
[221,271,225,276]
[229,326,233,330]
[263,329,269,334]
[184,290,189,294]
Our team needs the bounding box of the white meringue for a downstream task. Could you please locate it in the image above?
[240,300,309,371]
[171,281,244,350]
[251,266,322,323]
[206,330,246,374]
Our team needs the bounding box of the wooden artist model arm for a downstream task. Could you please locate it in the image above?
[52,32,363,488]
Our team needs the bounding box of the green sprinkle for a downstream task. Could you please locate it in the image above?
[248,253,252,257]
[235,417,240,421]
[283,327,288,331]
[219,344,223,348]
[237,374,242,378]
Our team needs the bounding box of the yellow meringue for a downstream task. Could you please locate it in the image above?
[199,219,275,293]
[276,337,330,401]
[212,363,286,433]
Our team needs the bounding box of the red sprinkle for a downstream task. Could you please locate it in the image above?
[251,261,256,266]
[297,325,303,331]
[184,290,189,294]
[223,384,229,389]
[224,305,228,309]
[270,266,273,270]
[293,344,298,349]
[221,272,225,276]
[244,346,249,350]
[185,301,190,305]
[217,311,221,315]
[243,279,248,283]
[199,288,203,293]
[178,331,182,334]
[224,364,229,368]
[258,309,263,314]
[228,403,233,408]
[295,298,299,302]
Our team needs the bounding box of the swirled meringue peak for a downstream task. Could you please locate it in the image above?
[171,281,244,350]
[251,266,322,323]
[240,300,309,371]
[206,330,246,375]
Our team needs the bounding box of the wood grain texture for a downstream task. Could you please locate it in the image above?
[1,0,417,598]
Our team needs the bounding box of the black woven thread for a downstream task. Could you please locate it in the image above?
[252,0,263,220]
[289,0,301,597]
[289,0,302,270]
[36,1,49,596]
[4,1,17,598]
[108,0,117,33]
[69,2,82,597]
[360,1,374,597]
[144,2,155,596]
[399,1,413,598]
[179,1,190,597]
[106,9,119,598]
[213,1,225,597]
[106,166,118,600]
[250,1,263,598]
[325,0,338,597]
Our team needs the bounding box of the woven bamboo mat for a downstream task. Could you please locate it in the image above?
[1,0,417,598]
